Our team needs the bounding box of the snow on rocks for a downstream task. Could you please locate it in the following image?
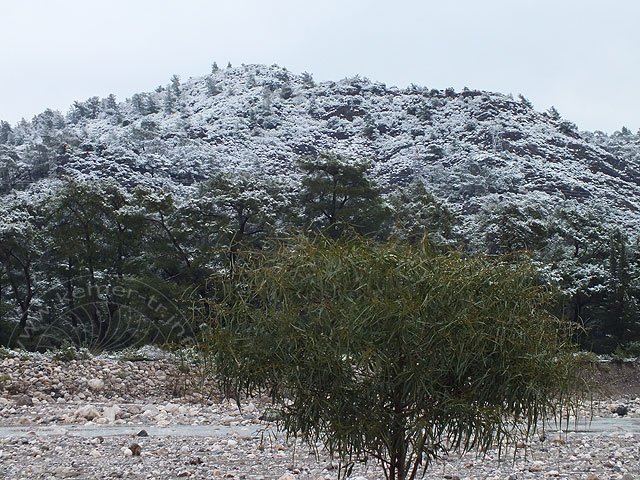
[1,350,640,478]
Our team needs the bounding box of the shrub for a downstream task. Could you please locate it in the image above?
[206,236,585,480]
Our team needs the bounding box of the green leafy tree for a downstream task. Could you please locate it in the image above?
[207,236,584,480]
[476,195,551,254]
[46,179,117,339]
[387,180,456,249]
[602,228,638,340]
[0,196,44,330]
[299,153,388,238]
[197,171,292,270]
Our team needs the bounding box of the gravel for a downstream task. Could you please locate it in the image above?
[1,351,640,479]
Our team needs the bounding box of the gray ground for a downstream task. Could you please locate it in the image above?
[1,352,639,479]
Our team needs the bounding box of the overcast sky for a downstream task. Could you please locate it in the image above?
[2,0,638,133]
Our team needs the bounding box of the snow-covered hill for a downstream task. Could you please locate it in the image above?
[1,63,639,234]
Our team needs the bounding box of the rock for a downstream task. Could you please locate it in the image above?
[585,474,599,480]
[54,466,80,478]
[75,405,100,421]
[547,471,560,477]
[15,395,33,406]
[177,472,192,478]
[188,457,204,465]
[129,442,142,456]
[616,404,629,416]
[529,461,545,472]
[87,378,105,391]
[137,429,149,437]
[123,448,133,457]
[142,405,159,417]
[278,474,296,480]
[102,405,120,423]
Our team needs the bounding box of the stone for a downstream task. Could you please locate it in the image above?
[142,405,159,417]
[529,461,544,472]
[177,472,192,478]
[278,474,296,480]
[616,404,629,417]
[129,442,142,456]
[15,395,33,406]
[137,429,149,437]
[75,405,100,421]
[102,405,120,423]
[87,378,105,391]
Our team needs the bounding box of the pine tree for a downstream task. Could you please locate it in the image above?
[298,153,388,239]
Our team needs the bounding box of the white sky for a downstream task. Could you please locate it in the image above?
[1,0,638,133]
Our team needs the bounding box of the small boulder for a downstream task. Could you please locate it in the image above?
[75,405,100,421]
[14,395,33,407]
[87,379,105,391]
[102,405,120,423]
[142,405,159,418]
[615,404,629,417]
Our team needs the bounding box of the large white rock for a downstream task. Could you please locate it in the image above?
[142,405,159,417]
[102,405,120,423]
[75,405,100,421]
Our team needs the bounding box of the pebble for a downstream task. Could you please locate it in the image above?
[1,351,640,479]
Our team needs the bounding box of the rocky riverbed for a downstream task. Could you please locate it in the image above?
[1,349,640,479]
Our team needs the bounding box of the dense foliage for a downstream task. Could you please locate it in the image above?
[1,63,640,352]
[206,236,583,480]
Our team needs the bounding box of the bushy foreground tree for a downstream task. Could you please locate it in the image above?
[206,236,584,480]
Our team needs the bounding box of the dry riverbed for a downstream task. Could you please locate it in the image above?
[1,349,640,479]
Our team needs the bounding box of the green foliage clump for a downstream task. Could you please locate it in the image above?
[206,236,584,480]
[613,341,640,359]
[52,342,91,362]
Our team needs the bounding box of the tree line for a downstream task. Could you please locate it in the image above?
[0,152,638,352]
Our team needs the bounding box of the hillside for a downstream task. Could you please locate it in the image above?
[1,64,639,229]
[1,63,640,352]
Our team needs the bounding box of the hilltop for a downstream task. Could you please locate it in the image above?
[1,63,639,230]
